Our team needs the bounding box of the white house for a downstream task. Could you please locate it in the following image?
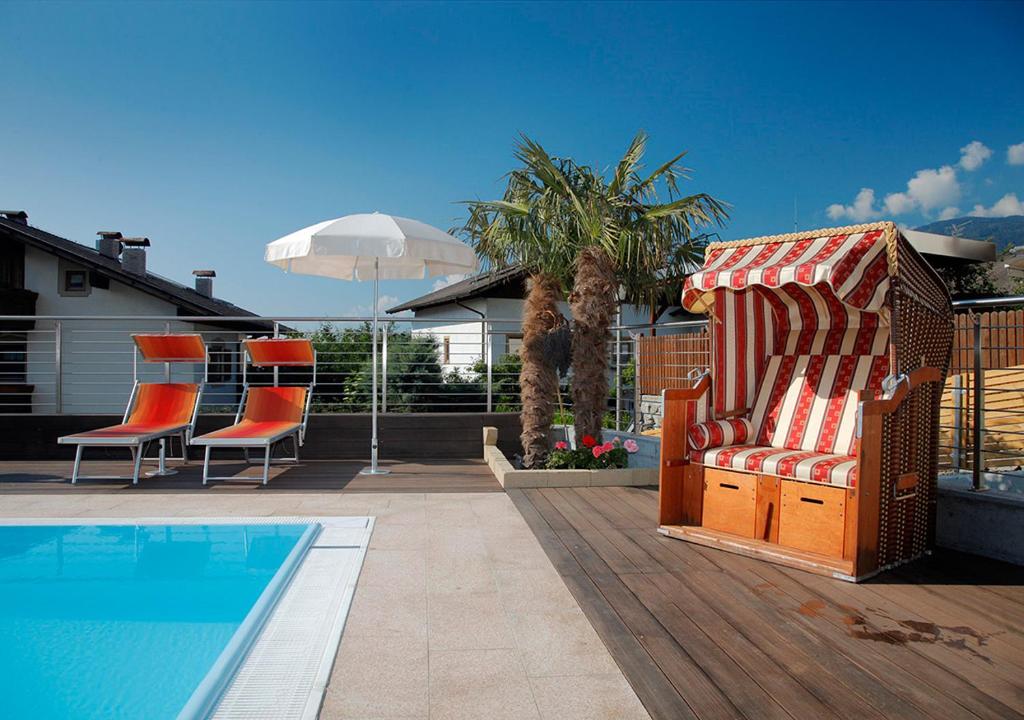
[0,210,271,415]
[386,266,696,374]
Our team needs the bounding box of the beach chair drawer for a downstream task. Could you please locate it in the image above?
[701,468,757,538]
[778,480,847,557]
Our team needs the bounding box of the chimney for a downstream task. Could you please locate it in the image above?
[1,210,28,225]
[96,231,123,259]
[192,269,216,298]
[120,237,150,276]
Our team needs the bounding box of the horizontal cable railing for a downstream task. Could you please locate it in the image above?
[0,314,704,428]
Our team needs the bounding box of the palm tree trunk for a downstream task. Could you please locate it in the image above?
[570,246,617,443]
[520,273,561,468]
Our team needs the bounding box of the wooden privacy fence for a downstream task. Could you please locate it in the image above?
[636,329,711,396]
[635,309,1024,478]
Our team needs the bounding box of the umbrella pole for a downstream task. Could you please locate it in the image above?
[362,257,389,475]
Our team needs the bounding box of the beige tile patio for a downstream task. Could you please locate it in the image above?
[493,567,585,617]
[509,610,621,677]
[321,634,428,719]
[426,555,498,595]
[426,525,488,561]
[428,648,540,720]
[529,674,650,720]
[427,591,516,651]
[357,549,426,592]
[368,521,428,551]
[343,583,427,641]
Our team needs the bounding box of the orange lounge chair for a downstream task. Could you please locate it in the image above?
[190,338,315,485]
[58,334,207,485]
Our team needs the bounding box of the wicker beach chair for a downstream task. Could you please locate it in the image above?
[658,221,953,581]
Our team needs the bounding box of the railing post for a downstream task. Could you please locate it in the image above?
[972,314,984,491]
[54,320,62,414]
[951,374,962,473]
[381,324,388,414]
[615,309,622,431]
[632,331,641,432]
[485,320,493,413]
[164,321,171,382]
[273,321,280,387]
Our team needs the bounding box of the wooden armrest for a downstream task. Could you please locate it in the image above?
[663,375,710,402]
[860,366,944,418]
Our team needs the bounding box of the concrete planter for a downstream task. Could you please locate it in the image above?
[483,426,657,489]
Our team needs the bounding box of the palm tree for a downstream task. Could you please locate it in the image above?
[461,143,577,468]
[567,131,728,441]
[464,132,726,460]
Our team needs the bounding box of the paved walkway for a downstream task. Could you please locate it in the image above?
[0,489,650,720]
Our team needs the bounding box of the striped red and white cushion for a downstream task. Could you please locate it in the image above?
[750,354,888,455]
[691,444,859,488]
[688,418,754,451]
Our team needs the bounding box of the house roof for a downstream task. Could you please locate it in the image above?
[387,265,527,313]
[0,216,271,328]
[902,229,996,263]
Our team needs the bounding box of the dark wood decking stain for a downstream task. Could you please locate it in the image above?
[512,485,1024,720]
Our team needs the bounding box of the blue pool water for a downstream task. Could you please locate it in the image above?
[0,523,313,719]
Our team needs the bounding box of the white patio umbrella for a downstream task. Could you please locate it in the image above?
[265,212,477,475]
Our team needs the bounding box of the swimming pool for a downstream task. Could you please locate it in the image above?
[0,522,318,720]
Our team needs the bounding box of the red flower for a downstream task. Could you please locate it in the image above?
[581,435,597,448]
[592,446,604,458]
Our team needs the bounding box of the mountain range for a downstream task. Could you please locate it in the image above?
[915,215,1024,252]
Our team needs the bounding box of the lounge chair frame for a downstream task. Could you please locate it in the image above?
[658,222,953,581]
[59,334,208,485]
[192,339,316,486]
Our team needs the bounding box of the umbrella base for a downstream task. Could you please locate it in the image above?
[359,467,391,476]
[145,468,179,477]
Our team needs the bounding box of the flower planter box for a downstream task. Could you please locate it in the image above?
[483,426,657,489]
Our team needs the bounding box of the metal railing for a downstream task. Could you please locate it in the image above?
[942,296,1024,494]
[0,313,705,428]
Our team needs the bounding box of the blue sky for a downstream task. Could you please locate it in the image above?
[2,1,1022,316]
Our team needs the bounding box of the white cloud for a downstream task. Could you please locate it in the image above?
[1009,142,1024,166]
[938,206,961,221]
[969,193,1024,218]
[432,273,468,292]
[829,165,961,221]
[825,141,992,220]
[827,188,881,222]
[883,192,915,215]
[905,165,960,211]
[959,140,992,171]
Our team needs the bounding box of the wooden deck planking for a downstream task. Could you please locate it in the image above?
[512,485,1024,720]
[0,458,502,493]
